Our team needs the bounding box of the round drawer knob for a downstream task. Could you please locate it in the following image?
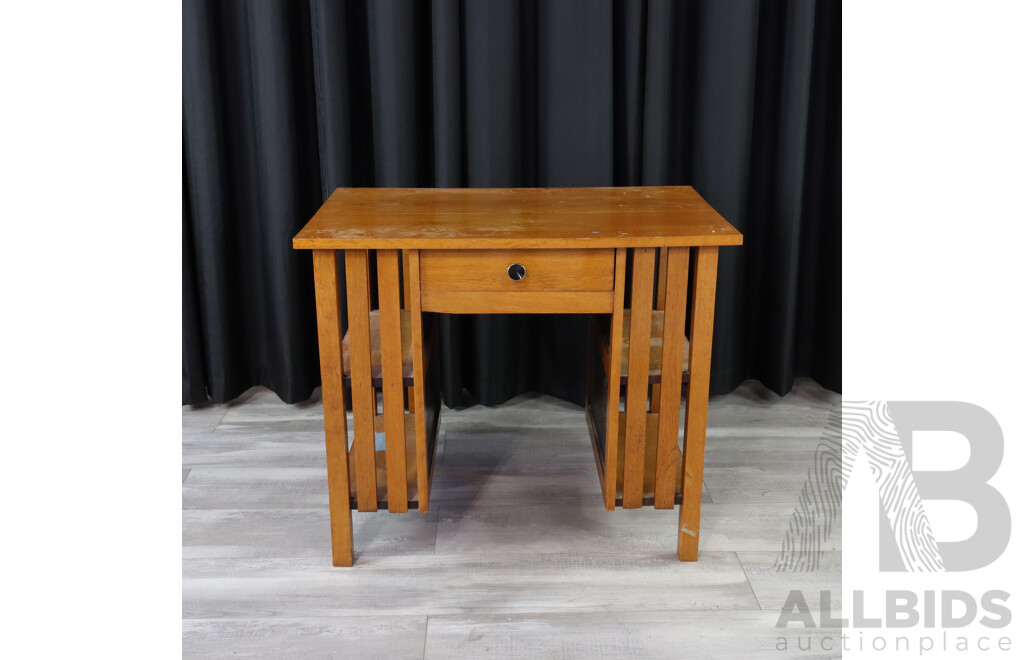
[507,263,526,281]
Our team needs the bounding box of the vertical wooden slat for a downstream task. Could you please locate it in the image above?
[403,250,416,414]
[655,247,669,310]
[312,250,354,567]
[408,250,431,513]
[345,250,378,512]
[401,249,411,305]
[655,247,671,411]
[584,316,606,501]
[651,247,669,414]
[378,249,409,512]
[678,246,719,560]
[622,247,655,509]
[654,247,690,509]
[602,247,628,510]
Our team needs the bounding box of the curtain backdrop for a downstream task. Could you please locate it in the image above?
[183,0,840,406]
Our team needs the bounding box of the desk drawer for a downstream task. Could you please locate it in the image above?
[419,249,616,313]
[420,249,614,292]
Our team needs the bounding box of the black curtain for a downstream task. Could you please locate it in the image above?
[183,0,840,406]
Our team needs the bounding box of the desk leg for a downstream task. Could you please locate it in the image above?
[312,250,354,567]
[678,246,719,561]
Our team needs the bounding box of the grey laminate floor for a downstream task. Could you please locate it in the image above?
[183,379,842,659]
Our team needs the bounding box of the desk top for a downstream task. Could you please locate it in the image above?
[293,187,742,250]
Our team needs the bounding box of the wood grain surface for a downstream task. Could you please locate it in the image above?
[311,250,354,566]
[344,250,379,512]
[420,290,613,314]
[622,248,655,508]
[420,248,614,292]
[293,187,742,249]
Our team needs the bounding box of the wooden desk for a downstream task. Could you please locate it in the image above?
[294,187,742,566]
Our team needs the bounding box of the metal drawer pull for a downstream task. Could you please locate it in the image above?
[507,263,526,281]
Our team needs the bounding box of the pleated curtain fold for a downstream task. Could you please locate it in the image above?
[183,0,840,405]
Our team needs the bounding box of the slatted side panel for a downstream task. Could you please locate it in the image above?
[344,250,378,512]
[654,247,691,509]
[602,248,629,510]
[377,249,409,512]
[622,248,655,509]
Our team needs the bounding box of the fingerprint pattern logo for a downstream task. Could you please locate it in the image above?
[775,401,945,572]
[773,405,842,571]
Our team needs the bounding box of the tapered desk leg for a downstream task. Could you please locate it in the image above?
[312,250,354,567]
[678,246,719,561]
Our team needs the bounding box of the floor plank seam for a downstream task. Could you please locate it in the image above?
[210,406,230,429]
[181,609,783,620]
[421,615,430,660]
[182,384,842,656]
[181,608,779,620]
[431,507,440,555]
[735,551,766,611]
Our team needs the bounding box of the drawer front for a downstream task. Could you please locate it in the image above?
[420,249,615,293]
[419,249,616,314]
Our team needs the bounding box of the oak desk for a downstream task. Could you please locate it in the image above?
[293,187,742,566]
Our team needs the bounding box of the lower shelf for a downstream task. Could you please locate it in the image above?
[347,413,420,509]
[341,309,416,387]
[599,310,692,385]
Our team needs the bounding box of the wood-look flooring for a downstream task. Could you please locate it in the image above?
[183,379,841,659]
